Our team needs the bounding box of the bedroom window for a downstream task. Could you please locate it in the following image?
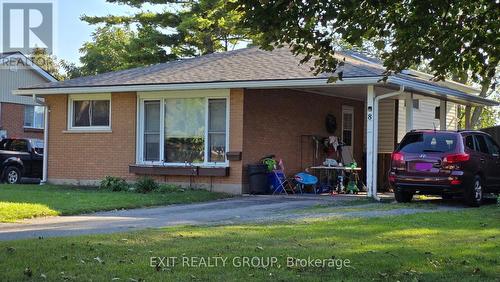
[68,94,111,130]
[139,96,228,165]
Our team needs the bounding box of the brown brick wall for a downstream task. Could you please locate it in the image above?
[45,93,137,181]
[242,89,365,181]
[43,88,364,193]
[0,102,44,139]
[44,90,245,193]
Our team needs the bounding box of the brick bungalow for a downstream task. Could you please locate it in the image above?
[14,47,498,195]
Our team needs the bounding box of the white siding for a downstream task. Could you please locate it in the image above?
[396,98,458,143]
[397,99,406,142]
[0,67,48,105]
[446,102,458,130]
[377,99,396,153]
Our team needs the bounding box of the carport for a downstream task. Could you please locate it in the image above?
[364,74,499,198]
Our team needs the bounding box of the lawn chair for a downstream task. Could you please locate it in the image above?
[269,169,296,195]
[294,172,318,194]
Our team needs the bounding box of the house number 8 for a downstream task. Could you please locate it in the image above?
[368,113,373,120]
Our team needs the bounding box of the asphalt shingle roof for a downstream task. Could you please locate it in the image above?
[22,47,390,90]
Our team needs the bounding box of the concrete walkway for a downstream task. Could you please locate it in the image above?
[0,195,455,241]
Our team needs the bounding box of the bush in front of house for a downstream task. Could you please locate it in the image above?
[135,176,159,193]
[100,176,129,192]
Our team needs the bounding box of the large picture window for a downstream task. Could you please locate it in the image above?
[68,94,111,130]
[139,96,228,165]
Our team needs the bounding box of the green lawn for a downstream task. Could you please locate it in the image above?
[0,206,498,281]
[0,184,231,222]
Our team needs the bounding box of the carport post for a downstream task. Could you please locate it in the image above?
[366,85,375,197]
[439,100,447,130]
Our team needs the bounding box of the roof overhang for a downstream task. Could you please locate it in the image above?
[13,76,498,107]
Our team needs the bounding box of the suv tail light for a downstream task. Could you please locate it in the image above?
[391,152,405,169]
[443,153,470,165]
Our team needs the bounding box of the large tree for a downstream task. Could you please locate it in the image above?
[82,0,254,58]
[65,25,174,77]
[235,0,500,128]
[29,47,65,80]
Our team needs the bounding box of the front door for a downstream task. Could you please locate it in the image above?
[341,106,354,164]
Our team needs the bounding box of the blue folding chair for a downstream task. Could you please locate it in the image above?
[294,172,318,194]
[269,170,295,195]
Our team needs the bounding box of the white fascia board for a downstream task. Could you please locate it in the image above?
[1,53,58,82]
[400,70,479,94]
[389,77,498,106]
[13,77,382,96]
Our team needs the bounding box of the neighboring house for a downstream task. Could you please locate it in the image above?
[15,47,498,195]
[0,52,57,139]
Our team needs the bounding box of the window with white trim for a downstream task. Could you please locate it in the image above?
[139,96,228,165]
[68,94,111,130]
[24,105,45,129]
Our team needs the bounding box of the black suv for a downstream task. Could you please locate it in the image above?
[389,130,500,206]
[0,138,44,184]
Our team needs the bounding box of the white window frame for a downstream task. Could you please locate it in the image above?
[136,90,230,167]
[24,105,45,129]
[67,93,112,131]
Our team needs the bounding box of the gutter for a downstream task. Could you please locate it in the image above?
[13,77,382,95]
[371,86,405,201]
[13,76,498,107]
[33,94,49,185]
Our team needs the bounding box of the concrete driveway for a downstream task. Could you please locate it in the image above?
[0,195,456,241]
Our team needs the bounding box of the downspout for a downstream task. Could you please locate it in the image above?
[372,86,405,201]
[33,94,49,185]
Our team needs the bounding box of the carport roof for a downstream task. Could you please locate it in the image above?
[14,47,498,106]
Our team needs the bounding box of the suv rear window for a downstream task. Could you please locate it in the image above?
[398,132,458,153]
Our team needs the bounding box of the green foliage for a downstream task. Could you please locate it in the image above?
[29,47,65,80]
[156,184,185,193]
[236,0,499,81]
[236,0,500,127]
[73,0,258,75]
[0,202,58,223]
[70,26,175,77]
[99,176,129,192]
[135,176,159,193]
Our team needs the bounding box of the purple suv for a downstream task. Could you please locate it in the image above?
[389,130,500,206]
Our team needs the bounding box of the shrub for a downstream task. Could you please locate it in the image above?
[156,184,185,193]
[100,176,129,192]
[135,176,159,193]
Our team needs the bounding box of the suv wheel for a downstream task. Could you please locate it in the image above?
[464,175,483,207]
[4,166,21,184]
[395,189,413,203]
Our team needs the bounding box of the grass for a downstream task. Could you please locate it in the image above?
[0,202,58,223]
[0,206,498,281]
[0,184,231,222]
[300,199,443,214]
